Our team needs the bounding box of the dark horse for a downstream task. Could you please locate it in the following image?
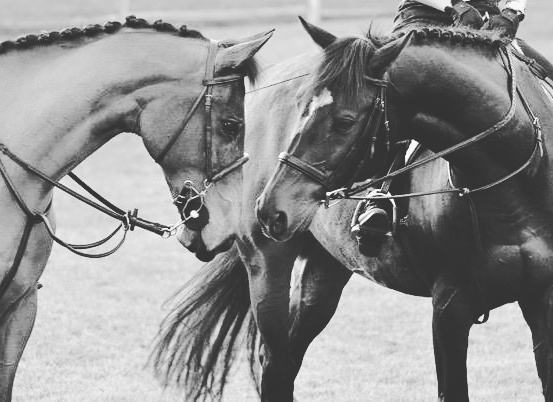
[0,16,271,401]
[152,19,553,402]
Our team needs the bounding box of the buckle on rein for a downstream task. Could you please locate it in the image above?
[322,188,347,208]
[163,180,211,238]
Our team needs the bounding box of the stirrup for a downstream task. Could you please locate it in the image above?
[351,191,396,257]
[351,190,397,233]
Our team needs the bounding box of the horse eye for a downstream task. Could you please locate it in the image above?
[221,119,242,138]
[332,117,355,133]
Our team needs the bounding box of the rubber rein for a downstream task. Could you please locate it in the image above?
[0,40,249,259]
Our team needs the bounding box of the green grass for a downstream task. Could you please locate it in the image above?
[5,2,553,401]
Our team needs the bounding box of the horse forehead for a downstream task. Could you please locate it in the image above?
[294,88,334,137]
[309,88,334,112]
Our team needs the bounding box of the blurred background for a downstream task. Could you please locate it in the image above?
[1,1,551,401]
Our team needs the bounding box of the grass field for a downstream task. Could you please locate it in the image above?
[2,1,553,401]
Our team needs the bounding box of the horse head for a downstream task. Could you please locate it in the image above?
[140,31,272,260]
[256,18,393,241]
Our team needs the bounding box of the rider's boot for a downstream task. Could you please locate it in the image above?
[351,192,393,257]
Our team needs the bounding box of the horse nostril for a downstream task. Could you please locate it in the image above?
[269,211,288,240]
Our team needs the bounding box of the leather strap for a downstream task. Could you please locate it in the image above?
[155,86,207,164]
[204,40,218,181]
[278,152,330,189]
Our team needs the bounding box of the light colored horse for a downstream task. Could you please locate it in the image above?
[0,16,271,400]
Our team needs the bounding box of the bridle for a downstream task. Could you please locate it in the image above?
[277,75,391,191]
[0,39,250,262]
[155,40,250,231]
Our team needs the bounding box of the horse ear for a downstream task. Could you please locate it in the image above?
[368,33,412,76]
[214,31,274,73]
[219,29,275,47]
[298,16,337,49]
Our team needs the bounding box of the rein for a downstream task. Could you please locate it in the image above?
[323,48,543,206]
[0,143,173,257]
[245,73,310,94]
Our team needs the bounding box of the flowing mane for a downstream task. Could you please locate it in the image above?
[0,15,259,82]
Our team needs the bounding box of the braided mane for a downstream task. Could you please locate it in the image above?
[363,25,511,78]
[0,15,260,82]
[368,25,510,73]
[0,15,207,55]
[395,26,509,48]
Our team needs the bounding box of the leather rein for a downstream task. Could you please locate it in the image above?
[0,39,249,259]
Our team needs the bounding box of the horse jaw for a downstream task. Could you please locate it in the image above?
[176,226,235,263]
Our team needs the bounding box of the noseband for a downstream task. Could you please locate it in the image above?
[155,40,250,231]
[277,76,391,191]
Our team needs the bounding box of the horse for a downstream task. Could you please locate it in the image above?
[0,15,271,400]
[152,17,553,402]
[255,20,553,401]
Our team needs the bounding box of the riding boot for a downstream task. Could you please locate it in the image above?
[351,192,393,257]
[483,8,523,38]
[446,0,485,29]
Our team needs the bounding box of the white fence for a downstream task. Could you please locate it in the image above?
[119,0,323,23]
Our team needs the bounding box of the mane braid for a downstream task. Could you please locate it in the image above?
[0,15,207,55]
[361,24,511,76]
[385,26,509,49]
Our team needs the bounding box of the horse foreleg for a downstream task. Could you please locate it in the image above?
[289,233,352,374]
[432,277,476,402]
[519,284,553,401]
[0,286,37,401]
[0,210,53,401]
[237,232,303,402]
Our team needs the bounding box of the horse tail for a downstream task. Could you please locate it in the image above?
[150,244,261,401]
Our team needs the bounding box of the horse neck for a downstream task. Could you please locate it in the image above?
[388,42,539,186]
[0,31,205,194]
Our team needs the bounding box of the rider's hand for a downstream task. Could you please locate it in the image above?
[445,0,484,29]
[483,8,523,39]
